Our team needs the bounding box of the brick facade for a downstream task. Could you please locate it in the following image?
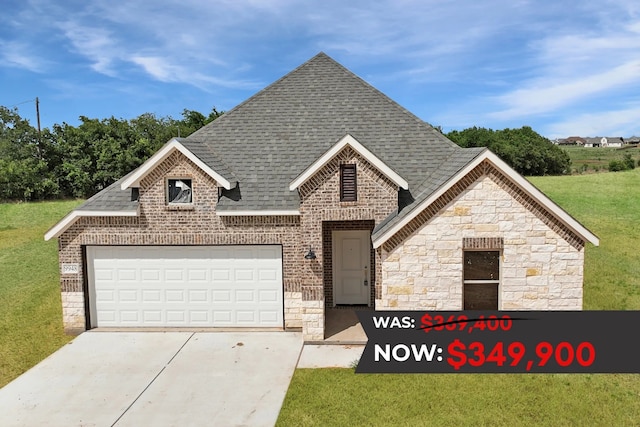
[297,147,397,339]
[378,162,585,311]
[58,148,397,340]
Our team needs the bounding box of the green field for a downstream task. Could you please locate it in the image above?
[1,170,639,425]
[563,145,640,173]
[0,200,82,388]
[277,168,640,426]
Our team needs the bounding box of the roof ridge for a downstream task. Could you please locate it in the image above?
[188,53,457,149]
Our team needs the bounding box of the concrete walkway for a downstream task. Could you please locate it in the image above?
[0,331,302,427]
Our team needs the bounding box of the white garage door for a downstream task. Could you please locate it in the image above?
[87,246,283,328]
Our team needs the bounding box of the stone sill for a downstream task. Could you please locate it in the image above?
[167,204,195,211]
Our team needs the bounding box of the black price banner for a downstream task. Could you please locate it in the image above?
[355,311,640,373]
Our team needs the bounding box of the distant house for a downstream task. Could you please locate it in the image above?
[584,137,601,148]
[584,137,624,148]
[604,137,624,148]
[558,136,586,146]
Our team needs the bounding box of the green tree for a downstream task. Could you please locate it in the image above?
[447,126,571,176]
[0,107,59,200]
[1,106,224,200]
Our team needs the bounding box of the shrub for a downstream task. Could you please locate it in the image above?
[623,153,636,170]
[608,160,626,172]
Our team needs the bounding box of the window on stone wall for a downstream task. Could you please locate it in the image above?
[167,178,193,204]
[463,250,499,310]
[340,164,357,201]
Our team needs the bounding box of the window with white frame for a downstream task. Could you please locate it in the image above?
[463,250,499,310]
[167,178,193,204]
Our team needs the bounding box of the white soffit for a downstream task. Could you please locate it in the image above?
[289,134,409,191]
[120,138,232,190]
[44,210,138,241]
[372,150,599,248]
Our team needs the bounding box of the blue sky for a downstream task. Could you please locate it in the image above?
[1,0,639,139]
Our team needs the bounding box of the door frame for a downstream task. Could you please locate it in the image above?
[331,230,372,306]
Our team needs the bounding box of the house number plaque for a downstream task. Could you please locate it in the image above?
[61,263,80,274]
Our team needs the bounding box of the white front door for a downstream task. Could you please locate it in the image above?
[332,230,371,305]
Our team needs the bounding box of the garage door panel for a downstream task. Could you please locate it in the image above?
[118,290,138,302]
[188,269,208,281]
[189,311,209,323]
[235,290,255,302]
[166,311,185,323]
[165,270,184,281]
[260,311,279,322]
[142,290,161,302]
[166,289,186,302]
[212,290,231,302]
[96,289,115,302]
[95,269,113,281]
[236,311,256,323]
[259,290,278,302]
[187,289,208,302]
[141,311,161,323]
[120,311,140,323]
[212,270,230,281]
[235,270,254,281]
[97,311,116,323]
[88,245,283,328]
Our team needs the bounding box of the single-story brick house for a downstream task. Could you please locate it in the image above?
[46,53,599,341]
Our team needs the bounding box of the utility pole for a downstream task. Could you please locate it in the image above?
[35,97,41,135]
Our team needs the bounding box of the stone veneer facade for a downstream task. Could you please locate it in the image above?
[377,162,585,311]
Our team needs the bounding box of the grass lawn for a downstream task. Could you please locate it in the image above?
[0,200,83,388]
[563,145,639,173]
[277,168,640,427]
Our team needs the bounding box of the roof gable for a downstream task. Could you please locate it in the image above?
[120,138,235,190]
[186,52,459,212]
[289,134,408,191]
[372,150,599,249]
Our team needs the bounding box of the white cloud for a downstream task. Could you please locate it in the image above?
[489,60,640,120]
[58,22,118,75]
[129,56,261,90]
[0,41,45,72]
[546,104,640,138]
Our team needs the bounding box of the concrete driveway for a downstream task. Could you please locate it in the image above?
[0,331,302,427]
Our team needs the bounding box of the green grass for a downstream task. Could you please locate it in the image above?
[529,169,640,310]
[279,371,640,426]
[0,200,83,388]
[278,169,640,427]
[563,145,640,173]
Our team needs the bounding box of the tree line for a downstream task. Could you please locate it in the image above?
[0,107,222,201]
[0,106,570,201]
[445,126,571,176]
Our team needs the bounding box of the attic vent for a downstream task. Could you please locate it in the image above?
[131,188,139,202]
[340,164,357,202]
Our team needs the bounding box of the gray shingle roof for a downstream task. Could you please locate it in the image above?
[188,52,462,212]
[177,138,238,185]
[77,171,138,212]
[78,53,478,227]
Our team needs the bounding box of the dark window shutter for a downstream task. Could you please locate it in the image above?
[340,164,357,201]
